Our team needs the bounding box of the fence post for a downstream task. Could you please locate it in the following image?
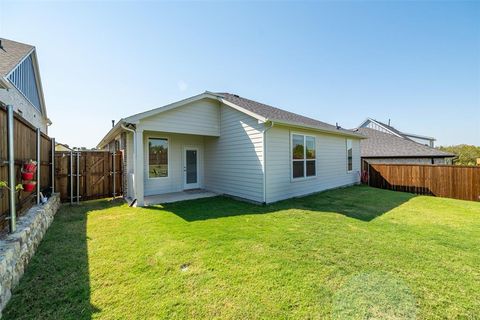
[36,128,41,205]
[113,152,116,198]
[70,150,73,205]
[51,138,55,193]
[76,151,80,204]
[7,105,16,233]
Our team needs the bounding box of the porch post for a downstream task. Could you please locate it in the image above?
[134,128,144,206]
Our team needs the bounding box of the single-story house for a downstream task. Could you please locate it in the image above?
[97,92,364,205]
[356,127,455,167]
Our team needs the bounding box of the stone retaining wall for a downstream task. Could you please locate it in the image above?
[0,193,60,316]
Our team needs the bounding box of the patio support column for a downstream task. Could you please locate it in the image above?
[134,128,144,206]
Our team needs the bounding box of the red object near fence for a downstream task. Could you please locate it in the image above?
[23,162,37,173]
[21,171,34,180]
[22,181,37,192]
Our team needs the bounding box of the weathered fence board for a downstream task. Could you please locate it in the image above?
[0,106,53,233]
[55,151,122,202]
[367,163,480,201]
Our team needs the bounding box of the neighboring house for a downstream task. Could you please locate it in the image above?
[55,142,72,152]
[357,127,455,166]
[0,38,50,132]
[97,92,364,205]
[359,118,435,147]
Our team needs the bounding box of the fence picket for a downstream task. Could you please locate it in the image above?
[0,106,53,233]
[54,151,122,202]
[367,163,480,201]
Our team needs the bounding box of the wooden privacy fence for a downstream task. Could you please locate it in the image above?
[367,163,480,201]
[55,151,122,203]
[0,105,54,233]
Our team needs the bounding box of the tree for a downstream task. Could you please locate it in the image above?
[437,144,480,166]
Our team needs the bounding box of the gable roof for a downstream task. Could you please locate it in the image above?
[97,91,364,148]
[0,38,48,119]
[357,128,454,158]
[359,118,435,142]
[0,38,34,80]
[216,92,359,137]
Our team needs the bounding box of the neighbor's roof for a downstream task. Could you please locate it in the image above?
[0,38,34,78]
[361,118,435,141]
[216,92,360,137]
[357,128,455,158]
[0,38,49,120]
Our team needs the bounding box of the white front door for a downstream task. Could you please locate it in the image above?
[183,147,199,189]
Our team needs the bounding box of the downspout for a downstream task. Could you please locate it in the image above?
[121,123,136,204]
[263,121,274,204]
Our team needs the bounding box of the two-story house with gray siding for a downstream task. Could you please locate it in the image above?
[0,38,50,132]
[97,92,364,205]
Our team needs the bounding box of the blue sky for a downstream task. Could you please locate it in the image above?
[1,0,478,147]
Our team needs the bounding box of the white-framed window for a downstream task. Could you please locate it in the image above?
[148,137,168,178]
[292,133,316,179]
[346,139,353,172]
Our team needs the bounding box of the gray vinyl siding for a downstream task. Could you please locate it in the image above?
[204,104,264,202]
[140,99,220,136]
[265,125,361,203]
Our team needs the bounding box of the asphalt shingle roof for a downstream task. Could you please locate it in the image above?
[0,38,34,78]
[357,128,455,158]
[217,92,363,137]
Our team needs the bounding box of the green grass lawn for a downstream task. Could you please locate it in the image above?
[3,186,480,319]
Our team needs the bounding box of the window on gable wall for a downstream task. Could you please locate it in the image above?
[292,134,316,179]
[346,139,353,172]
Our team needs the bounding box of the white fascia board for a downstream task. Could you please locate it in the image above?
[367,118,403,138]
[402,132,436,141]
[30,50,48,118]
[218,98,267,122]
[124,92,217,123]
[124,92,268,124]
[96,120,125,149]
[358,117,373,128]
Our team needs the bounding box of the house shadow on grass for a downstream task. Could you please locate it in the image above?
[145,185,417,223]
[1,199,124,320]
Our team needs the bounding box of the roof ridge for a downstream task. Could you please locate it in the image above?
[0,37,35,48]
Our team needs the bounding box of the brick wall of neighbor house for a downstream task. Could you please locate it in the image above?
[363,157,449,165]
[0,87,48,133]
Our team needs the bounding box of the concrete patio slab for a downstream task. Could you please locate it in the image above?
[144,189,218,205]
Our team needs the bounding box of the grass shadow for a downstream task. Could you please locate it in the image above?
[2,199,124,319]
[144,185,417,222]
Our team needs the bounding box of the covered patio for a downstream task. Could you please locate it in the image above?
[143,189,217,205]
